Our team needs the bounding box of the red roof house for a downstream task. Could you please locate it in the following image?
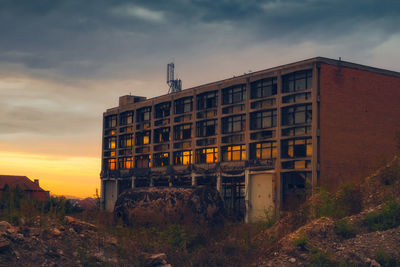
[0,175,50,201]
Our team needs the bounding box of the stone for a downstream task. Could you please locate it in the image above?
[52,228,61,236]
[0,221,11,232]
[289,258,296,263]
[369,259,381,267]
[0,239,10,251]
[144,253,168,266]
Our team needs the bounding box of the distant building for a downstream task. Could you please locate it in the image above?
[100,57,400,222]
[0,175,50,201]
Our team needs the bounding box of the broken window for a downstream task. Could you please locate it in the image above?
[282,70,312,93]
[119,134,133,148]
[174,150,193,165]
[196,147,218,164]
[106,158,116,170]
[119,111,134,125]
[153,152,170,167]
[222,115,245,134]
[251,77,277,99]
[281,137,312,158]
[250,109,277,130]
[282,171,311,210]
[282,126,312,137]
[174,97,193,114]
[282,92,312,103]
[105,115,117,128]
[135,154,151,168]
[154,127,170,143]
[222,84,246,105]
[197,90,218,110]
[196,119,217,137]
[104,137,116,149]
[221,145,246,161]
[118,157,134,169]
[282,104,312,126]
[222,176,245,219]
[155,102,171,118]
[135,131,151,146]
[250,141,277,160]
[174,123,192,140]
[136,107,151,122]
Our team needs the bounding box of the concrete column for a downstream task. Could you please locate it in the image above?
[100,179,105,210]
[191,172,196,186]
[150,177,154,187]
[216,173,222,192]
[115,179,119,199]
[244,169,250,223]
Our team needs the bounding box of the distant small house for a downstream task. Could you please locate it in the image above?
[0,175,50,201]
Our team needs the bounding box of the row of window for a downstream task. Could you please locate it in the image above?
[105,136,312,170]
[105,103,313,149]
[105,70,313,128]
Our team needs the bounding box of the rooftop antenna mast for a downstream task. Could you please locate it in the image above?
[167,62,182,94]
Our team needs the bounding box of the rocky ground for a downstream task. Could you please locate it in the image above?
[257,215,400,266]
[0,216,171,267]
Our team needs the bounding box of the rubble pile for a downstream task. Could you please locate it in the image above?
[114,186,226,226]
[0,216,171,266]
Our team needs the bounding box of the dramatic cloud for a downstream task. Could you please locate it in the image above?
[0,0,399,196]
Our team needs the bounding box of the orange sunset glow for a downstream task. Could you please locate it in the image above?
[0,152,99,198]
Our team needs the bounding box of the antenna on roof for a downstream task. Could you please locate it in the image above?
[167,62,182,94]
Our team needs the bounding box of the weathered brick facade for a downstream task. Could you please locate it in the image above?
[101,57,400,220]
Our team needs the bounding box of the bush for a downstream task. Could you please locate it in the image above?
[379,160,400,186]
[293,234,309,251]
[364,198,400,231]
[335,218,357,239]
[376,247,398,267]
[335,183,363,217]
[313,184,363,219]
[309,246,336,267]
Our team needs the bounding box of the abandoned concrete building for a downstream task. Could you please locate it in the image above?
[100,57,400,222]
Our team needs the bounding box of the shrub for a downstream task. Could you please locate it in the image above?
[379,160,400,186]
[335,218,357,239]
[309,246,336,267]
[376,247,398,267]
[314,188,336,218]
[313,184,363,220]
[335,183,363,217]
[160,224,195,250]
[293,234,309,251]
[364,198,400,231]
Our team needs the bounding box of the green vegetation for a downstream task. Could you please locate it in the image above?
[376,247,398,267]
[334,218,357,239]
[379,160,400,186]
[308,246,336,267]
[293,234,309,251]
[313,183,363,219]
[364,198,400,231]
[0,185,83,225]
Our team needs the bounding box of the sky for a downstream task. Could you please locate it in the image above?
[0,0,399,198]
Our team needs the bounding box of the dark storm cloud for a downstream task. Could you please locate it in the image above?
[0,0,399,79]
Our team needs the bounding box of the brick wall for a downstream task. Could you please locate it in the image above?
[319,63,400,189]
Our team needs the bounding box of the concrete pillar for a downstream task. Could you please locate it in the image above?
[150,177,154,187]
[115,179,119,199]
[100,179,105,210]
[216,173,222,192]
[244,169,250,223]
[191,173,196,186]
